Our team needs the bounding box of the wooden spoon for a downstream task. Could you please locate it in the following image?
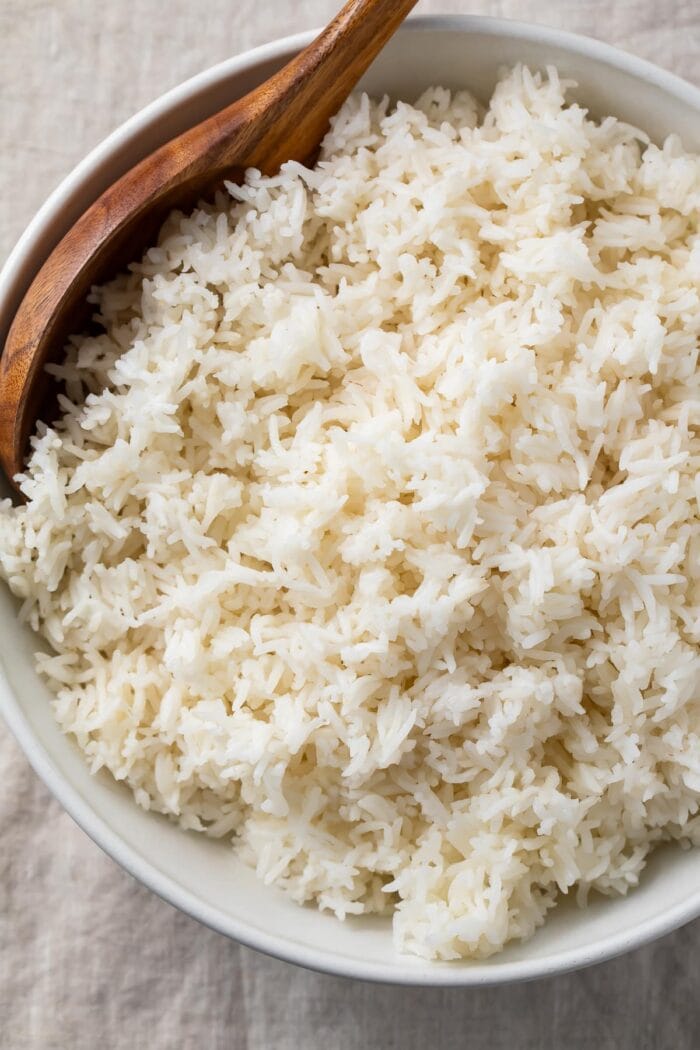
[0,0,418,485]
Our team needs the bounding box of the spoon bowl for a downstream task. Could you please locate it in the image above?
[0,0,417,486]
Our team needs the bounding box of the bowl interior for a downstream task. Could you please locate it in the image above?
[1,18,699,984]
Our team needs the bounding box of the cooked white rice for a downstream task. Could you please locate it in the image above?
[2,65,699,960]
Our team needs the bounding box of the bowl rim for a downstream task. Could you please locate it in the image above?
[1,13,700,986]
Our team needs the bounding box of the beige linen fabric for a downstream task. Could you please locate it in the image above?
[1,2,699,1047]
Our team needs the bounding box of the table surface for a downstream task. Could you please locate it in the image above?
[1,2,699,1047]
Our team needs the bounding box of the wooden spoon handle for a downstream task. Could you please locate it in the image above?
[215,0,420,173]
[0,0,418,483]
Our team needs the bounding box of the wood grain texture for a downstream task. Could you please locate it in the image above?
[0,0,417,485]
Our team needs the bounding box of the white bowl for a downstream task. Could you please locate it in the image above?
[1,15,699,986]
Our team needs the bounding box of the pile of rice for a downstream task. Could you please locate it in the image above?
[2,66,699,960]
